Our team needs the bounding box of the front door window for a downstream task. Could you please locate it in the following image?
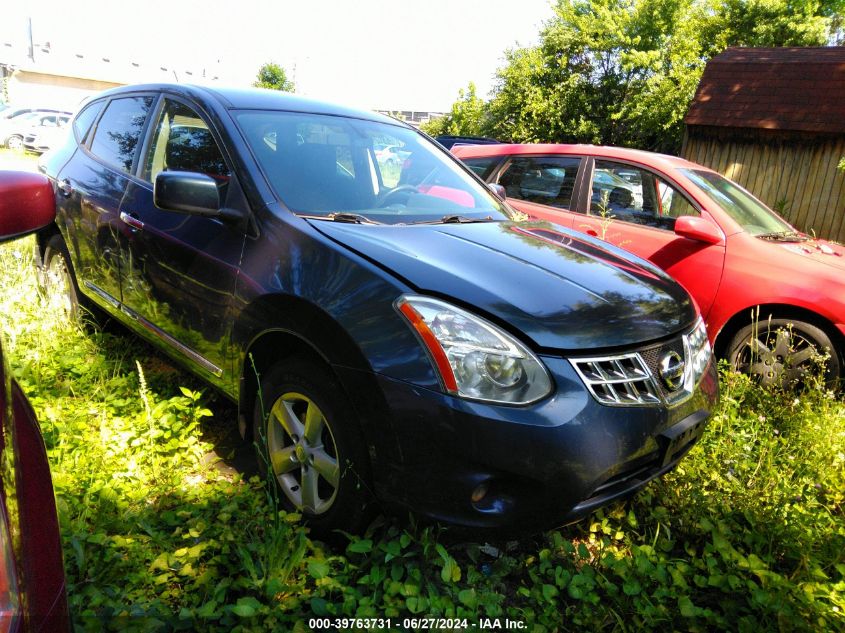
[592,161,698,231]
[143,101,229,183]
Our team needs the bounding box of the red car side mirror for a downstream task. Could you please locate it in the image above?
[0,171,55,243]
[674,215,724,246]
[488,183,507,200]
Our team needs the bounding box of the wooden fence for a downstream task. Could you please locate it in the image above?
[682,132,845,244]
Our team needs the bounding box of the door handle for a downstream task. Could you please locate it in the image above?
[57,178,72,197]
[119,211,144,231]
[586,229,598,237]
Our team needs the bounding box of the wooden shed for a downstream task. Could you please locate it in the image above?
[682,47,845,243]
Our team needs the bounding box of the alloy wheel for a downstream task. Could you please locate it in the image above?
[265,391,341,515]
[733,325,823,386]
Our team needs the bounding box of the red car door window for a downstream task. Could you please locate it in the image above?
[461,156,501,180]
[578,160,725,317]
[592,161,700,230]
[499,156,580,208]
[496,155,581,227]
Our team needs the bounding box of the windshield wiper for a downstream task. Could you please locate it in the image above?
[411,214,496,225]
[443,214,495,224]
[756,230,808,242]
[327,212,382,225]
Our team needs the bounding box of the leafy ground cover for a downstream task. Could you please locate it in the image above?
[1,239,843,632]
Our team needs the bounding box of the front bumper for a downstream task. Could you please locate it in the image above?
[345,354,718,531]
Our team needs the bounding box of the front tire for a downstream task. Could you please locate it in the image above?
[253,358,372,536]
[5,135,23,150]
[727,317,841,387]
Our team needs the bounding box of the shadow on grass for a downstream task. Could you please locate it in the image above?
[80,315,258,480]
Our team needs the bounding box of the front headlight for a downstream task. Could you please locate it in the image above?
[686,317,712,385]
[396,295,553,405]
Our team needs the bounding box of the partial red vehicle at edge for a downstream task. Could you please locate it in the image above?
[0,171,70,633]
[454,143,845,384]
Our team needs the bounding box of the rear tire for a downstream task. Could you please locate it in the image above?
[727,317,841,387]
[252,358,373,538]
[42,233,109,326]
[42,233,82,318]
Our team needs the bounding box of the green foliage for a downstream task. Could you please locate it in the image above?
[704,0,842,48]
[441,0,842,153]
[420,82,489,137]
[1,239,844,630]
[253,62,295,93]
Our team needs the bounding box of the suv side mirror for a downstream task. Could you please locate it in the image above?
[155,171,221,216]
[674,215,724,245]
[154,171,242,221]
[0,171,55,243]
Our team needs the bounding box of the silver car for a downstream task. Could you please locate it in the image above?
[1,110,72,150]
[22,115,71,154]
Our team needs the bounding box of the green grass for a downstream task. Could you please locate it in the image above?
[1,238,843,631]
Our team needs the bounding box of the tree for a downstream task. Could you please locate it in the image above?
[441,0,842,153]
[702,0,842,49]
[421,82,490,137]
[253,62,295,92]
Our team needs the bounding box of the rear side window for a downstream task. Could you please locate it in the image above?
[462,156,499,179]
[90,96,154,173]
[498,156,581,209]
[72,101,105,143]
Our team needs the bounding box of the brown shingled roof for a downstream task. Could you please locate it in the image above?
[684,47,845,134]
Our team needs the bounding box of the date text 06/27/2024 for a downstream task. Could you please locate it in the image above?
[308,617,527,630]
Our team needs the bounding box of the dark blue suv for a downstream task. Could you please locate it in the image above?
[36,84,718,534]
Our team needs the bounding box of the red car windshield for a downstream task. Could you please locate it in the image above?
[682,169,795,237]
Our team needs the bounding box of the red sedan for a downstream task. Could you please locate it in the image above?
[0,171,69,632]
[453,144,845,384]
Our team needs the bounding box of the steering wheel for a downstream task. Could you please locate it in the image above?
[376,184,418,207]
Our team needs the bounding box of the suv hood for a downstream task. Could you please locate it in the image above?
[311,220,696,351]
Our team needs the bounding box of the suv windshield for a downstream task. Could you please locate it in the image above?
[235,110,510,224]
[681,169,794,237]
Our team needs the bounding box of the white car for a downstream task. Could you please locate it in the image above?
[21,115,71,154]
[374,143,409,167]
[1,110,72,150]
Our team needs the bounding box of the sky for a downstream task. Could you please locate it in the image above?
[1,0,555,112]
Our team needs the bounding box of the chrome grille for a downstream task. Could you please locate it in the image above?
[570,353,661,406]
[638,338,687,399]
[569,319,712,407]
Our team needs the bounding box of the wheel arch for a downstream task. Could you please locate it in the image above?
[235,293,403,493]
[240,327,332,433]
[713,303,845,362]
[235,293,376,435]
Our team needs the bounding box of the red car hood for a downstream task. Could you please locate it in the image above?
[777,238,845,272]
